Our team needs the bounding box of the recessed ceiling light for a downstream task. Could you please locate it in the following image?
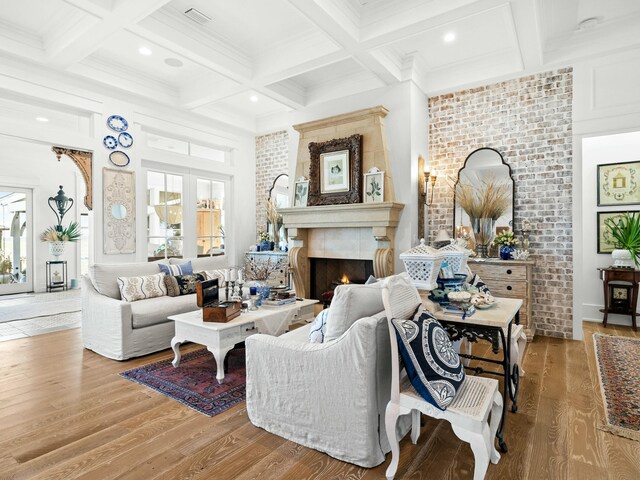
[250,95,259,103]
[164,57,184,68]
[35,117,49,122]
[443,32,456,43]
[138,46,152,56]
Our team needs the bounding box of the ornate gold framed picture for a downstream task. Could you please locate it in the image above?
[598,161,640,206]
[308,134,362,206]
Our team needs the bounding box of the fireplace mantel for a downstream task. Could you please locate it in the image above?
[282,202,404,297]
[280,202,403,231]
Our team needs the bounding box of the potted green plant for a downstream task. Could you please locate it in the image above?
[604,212,640,268]
[40,222,81,258]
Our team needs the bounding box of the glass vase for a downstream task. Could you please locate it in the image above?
[471,217,495,258]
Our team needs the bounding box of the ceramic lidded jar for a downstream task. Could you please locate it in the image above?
[399,239,444,290]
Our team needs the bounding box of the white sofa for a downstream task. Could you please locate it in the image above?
[245,280,410,468]
[82,256,225,360]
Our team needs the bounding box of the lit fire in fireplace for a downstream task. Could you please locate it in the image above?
[340,274,350,284]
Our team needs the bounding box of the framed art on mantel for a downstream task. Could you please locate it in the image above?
[597,211,628,253]
[598,161,640,206]
[308,134,363,206]
[293,179,309,207]
[364,168,384,203]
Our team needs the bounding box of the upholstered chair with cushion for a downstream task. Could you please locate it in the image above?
[245,276,411,467]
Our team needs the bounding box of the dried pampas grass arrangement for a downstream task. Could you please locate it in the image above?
[455,178,511,221]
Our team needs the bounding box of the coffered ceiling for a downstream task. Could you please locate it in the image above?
[0,0,638,131]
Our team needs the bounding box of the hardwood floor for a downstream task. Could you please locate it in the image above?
[0,322,639,480]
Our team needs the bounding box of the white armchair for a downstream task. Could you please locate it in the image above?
[246,311,409,468]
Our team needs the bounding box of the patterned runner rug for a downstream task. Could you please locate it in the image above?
[120,348,246,417]
[593,334,640,441]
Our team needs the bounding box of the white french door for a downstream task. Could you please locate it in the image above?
[0,187,33,294]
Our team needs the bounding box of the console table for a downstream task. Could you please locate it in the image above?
[468,258,535,340]
[433,297,523,453]
[598,267,640,331]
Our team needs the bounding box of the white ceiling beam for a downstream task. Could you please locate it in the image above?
[179,82,245,110]
[286,0,401,84]
[509,0,543,70]
[256,82,306,110]
[49,0,171,68]
[132,10,252,82]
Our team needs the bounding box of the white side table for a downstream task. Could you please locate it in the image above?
[169,299,317,383]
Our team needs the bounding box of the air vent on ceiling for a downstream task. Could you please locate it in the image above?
[184,8,212,25]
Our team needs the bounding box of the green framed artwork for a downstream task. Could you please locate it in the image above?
[597,161,640,206]
[597,211,628,253]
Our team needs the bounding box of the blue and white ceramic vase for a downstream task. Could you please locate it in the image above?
[259,240,271,251]
[499,244,514,260]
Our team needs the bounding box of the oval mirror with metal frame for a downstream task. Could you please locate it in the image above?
[453,148,514,252]
[268,173,289,248]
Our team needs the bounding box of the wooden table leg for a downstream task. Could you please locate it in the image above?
[602,279,609,328]
[633,280,639,332]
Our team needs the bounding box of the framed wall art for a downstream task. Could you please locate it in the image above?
[103,167,136,254]
[293,178,309,207]
[308,134,362,206]
[363,168,384,203]
[597,161,640,206]
[597,210,628,253]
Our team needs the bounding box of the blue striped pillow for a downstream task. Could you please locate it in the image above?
[158,261,193,276]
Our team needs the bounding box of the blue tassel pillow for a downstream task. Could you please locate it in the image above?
[391,308,465,410]
[308,309,329,343]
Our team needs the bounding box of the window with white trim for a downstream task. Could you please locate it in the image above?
[147,171,183,261]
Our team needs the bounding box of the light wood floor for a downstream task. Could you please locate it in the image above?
[0,322,639,480]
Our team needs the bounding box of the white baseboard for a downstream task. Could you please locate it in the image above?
[582,303,638,327]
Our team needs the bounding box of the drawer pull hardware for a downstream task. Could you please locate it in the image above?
[507,285,512,291]
[506,269,512,275]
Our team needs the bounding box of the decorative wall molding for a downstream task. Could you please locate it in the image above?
[103,168,136,254]
[52,146,93,210]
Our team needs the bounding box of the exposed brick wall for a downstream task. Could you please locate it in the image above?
[255,130,289,234]
[428,68,573,338]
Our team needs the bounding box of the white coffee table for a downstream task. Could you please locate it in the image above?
[169,299,317,383]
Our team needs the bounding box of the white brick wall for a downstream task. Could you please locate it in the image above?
[427,68,574,338]
[255,130,289,236]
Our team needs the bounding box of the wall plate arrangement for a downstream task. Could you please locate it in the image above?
[118,132,133,148]
[109,151,130,167]
[107,115,128,132]
[103,135,117,149]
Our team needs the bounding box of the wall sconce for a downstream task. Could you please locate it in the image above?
[422,163,437,206]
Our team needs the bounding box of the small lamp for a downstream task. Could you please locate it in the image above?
[48,185,74,231]
[435,230,451,243]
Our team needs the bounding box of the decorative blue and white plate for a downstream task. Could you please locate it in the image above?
[103,135,117,149]
[109,150,130,167]
[118,132,133,148]
[107,115,128,132]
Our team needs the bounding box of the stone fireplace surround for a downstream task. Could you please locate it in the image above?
[279,106,404,298]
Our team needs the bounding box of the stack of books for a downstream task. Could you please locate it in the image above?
[443,304,476,317]
[263,290,297,306]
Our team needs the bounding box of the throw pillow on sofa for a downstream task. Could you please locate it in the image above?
[391,307,465,410]
[164,273,206,297]
[159,261,193,276]
[308,309,329,343]
[117,273,168,302]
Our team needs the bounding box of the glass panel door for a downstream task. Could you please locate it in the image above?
[0,187,32,294]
